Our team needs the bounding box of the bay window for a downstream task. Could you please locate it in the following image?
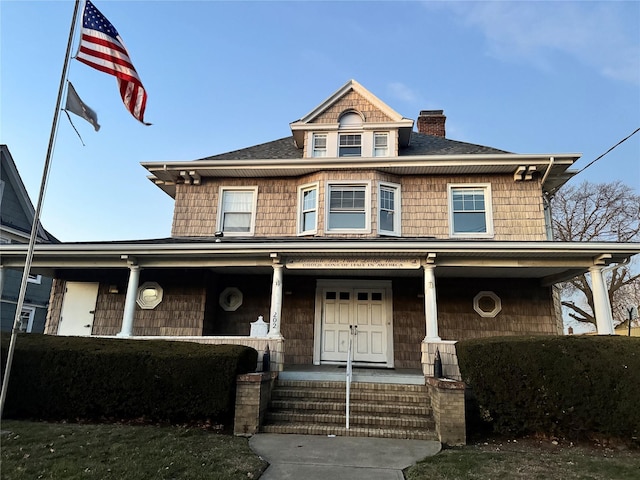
[327,182,370,232]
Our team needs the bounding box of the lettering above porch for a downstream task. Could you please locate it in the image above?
[285,257,421,269]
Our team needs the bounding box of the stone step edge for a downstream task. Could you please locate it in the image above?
[275,380,427,392]
[261,424,439,440]
[266,412,435,428]
[269,400,431,415]
[271,390,428,403]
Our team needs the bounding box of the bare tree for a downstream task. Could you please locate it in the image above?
[551,181,640,326]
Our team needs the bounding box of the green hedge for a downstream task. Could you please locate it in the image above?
[1,334,257,425]
[457,335,640,441]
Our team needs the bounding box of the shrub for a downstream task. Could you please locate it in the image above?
[1,334,257,425]
[456,335,640,441]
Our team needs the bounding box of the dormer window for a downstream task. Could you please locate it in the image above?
[339,111,363,128]
[339,134,362,157]
[312,134,327,157]
[374,133,388,157]
[338,111,363,157]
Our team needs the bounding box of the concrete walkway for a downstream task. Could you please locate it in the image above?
[250,433,441,480]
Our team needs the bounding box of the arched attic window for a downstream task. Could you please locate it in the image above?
[338,111,363,157]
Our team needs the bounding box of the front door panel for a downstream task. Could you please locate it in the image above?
[320,287,388,364]
[58,282,99,336]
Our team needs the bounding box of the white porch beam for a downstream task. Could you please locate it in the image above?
[589,266,614,335]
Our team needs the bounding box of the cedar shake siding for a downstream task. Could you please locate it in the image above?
[171,173,546,240]
[46,275,558,369]
[309,90,394,125]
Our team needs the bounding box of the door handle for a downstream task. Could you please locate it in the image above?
[84,324,91,328]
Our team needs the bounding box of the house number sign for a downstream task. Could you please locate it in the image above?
[285,257,421,269]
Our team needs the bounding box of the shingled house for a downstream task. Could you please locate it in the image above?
[2,80,637,441]
[1,145,57,333]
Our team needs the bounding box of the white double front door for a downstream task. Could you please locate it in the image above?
[315,280,393,367]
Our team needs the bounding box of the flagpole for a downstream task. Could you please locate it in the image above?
[0,0,83,419]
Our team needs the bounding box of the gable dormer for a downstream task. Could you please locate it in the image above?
[289,80,414,158]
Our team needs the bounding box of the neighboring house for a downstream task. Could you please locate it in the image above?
[1,81,638,375]
[0,145,58,333]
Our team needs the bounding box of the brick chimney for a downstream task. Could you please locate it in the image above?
[417,110,446,137]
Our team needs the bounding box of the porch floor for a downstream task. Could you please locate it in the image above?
[279,364,425,385]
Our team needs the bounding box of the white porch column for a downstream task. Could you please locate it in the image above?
[267,263,284,338]
[423,264,441,342]
[589,266,615,335]
[118,264,140,337]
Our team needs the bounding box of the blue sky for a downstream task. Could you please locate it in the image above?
[1,0,639,242]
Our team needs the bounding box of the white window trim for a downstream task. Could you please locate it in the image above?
[447,183,494,238]
[19,305,36,333]
[297,182,319,235]
[325,180,372,234]
[373,132,389,157]
[338,133,363,157]
[312,133,327,158]
[216,186,258,237]
[378,181,401,237]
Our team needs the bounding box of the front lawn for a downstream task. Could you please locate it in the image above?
[2,421,638,480]
[405,437,640,480]
[0,420,267,480]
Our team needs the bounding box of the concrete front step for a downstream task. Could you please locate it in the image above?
[266,411,435,429]
[269,399,431,416]
[261,423,439,441]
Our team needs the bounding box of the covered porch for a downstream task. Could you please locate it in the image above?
[1,238,636,379]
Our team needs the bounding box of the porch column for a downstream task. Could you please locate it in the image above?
[423,264,441,342]
[0,266,4,296]
[589,266,615,335]
[267,263,284,338]
[118,264,140,337]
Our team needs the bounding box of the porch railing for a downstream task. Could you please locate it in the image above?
[346,324,356,429]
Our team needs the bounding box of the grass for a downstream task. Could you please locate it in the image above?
[0,420,267,480]
[2,421,639,480]
[405,437,640,480]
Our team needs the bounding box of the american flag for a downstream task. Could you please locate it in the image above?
[76,1,149,125]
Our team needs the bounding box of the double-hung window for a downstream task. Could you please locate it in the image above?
[448,184,493,237]
[339,134,362,157]
[379,182,401,236]
[312,134,327,157]
[298,183,318,234]
[374,133,389,157]
[327,182,370,232]
[218,187,258,236]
